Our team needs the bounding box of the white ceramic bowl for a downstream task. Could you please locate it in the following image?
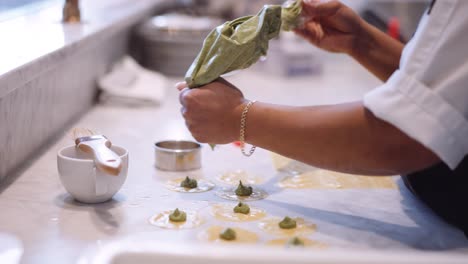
[57,145,129,204]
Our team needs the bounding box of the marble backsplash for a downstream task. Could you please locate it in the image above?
[0,30,129,182]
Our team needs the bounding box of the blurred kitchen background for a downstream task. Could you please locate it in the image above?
[133,0,429,76]
[1,0,429,75]
[0,0,430,182]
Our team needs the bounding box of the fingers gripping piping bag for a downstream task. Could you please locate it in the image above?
[184,0,302,88]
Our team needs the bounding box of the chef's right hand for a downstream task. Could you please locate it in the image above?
[295,0,366,56]
[177,78,247,144]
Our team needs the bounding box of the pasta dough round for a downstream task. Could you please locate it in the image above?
[258,217,316,236]
[149,210,203,229]
[165,178,215,193]
[210,203,267,222]
[198,226,259,243]
[217,170,264,185]
[278,170,396,189]
[278,172,342,189]
[215,187,268,201]
[266,237,327,248]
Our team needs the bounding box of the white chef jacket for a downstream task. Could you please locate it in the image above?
[364,0,468,170]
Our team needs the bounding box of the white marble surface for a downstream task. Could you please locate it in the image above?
[1,56,468,264]
[0,232,23,264]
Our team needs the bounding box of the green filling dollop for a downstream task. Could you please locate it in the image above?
[287,237,304,246]
[169,208,187,222]
[233,202,250,214]
[219,228,237,241]
[180,176,198,189]
[278,216,297,229]
[235,181,253,196]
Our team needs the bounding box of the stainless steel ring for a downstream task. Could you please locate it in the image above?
[154,140,201,171]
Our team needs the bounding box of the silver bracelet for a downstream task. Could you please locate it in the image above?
[239,100,257,157]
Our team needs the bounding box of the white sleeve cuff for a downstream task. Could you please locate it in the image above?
[363,70,468,170]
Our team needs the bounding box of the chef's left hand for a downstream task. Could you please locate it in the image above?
[177,78,247,144]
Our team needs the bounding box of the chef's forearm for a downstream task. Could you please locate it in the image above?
[351,20,404,82]
[243,102,439,175]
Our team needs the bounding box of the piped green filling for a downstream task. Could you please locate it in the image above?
[235,181,253,196]
[278,216,297,229]
[287,236,304,246]
[219,228,237,241]
[281,0,302,31]
[184,0,302,88]
[233,202,250,214]
[180,176,198,189]
[169,208,187,222]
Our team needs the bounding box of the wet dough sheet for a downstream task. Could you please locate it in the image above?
[271,153,396,189]
[142,146,468,251]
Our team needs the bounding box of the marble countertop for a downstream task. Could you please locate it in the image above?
[1,55,467,264]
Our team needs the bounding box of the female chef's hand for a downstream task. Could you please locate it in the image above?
[295,0,365,55]
[177,79,247,144]
[296,0,404,81]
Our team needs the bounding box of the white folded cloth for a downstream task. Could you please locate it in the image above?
[98,56,167,106]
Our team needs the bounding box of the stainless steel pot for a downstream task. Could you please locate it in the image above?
[137,14,221,76]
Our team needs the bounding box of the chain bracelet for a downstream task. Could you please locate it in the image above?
[239,100,257,157]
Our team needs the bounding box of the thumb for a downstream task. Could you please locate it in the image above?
[175,82,188,91]
[302,0,341,18]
